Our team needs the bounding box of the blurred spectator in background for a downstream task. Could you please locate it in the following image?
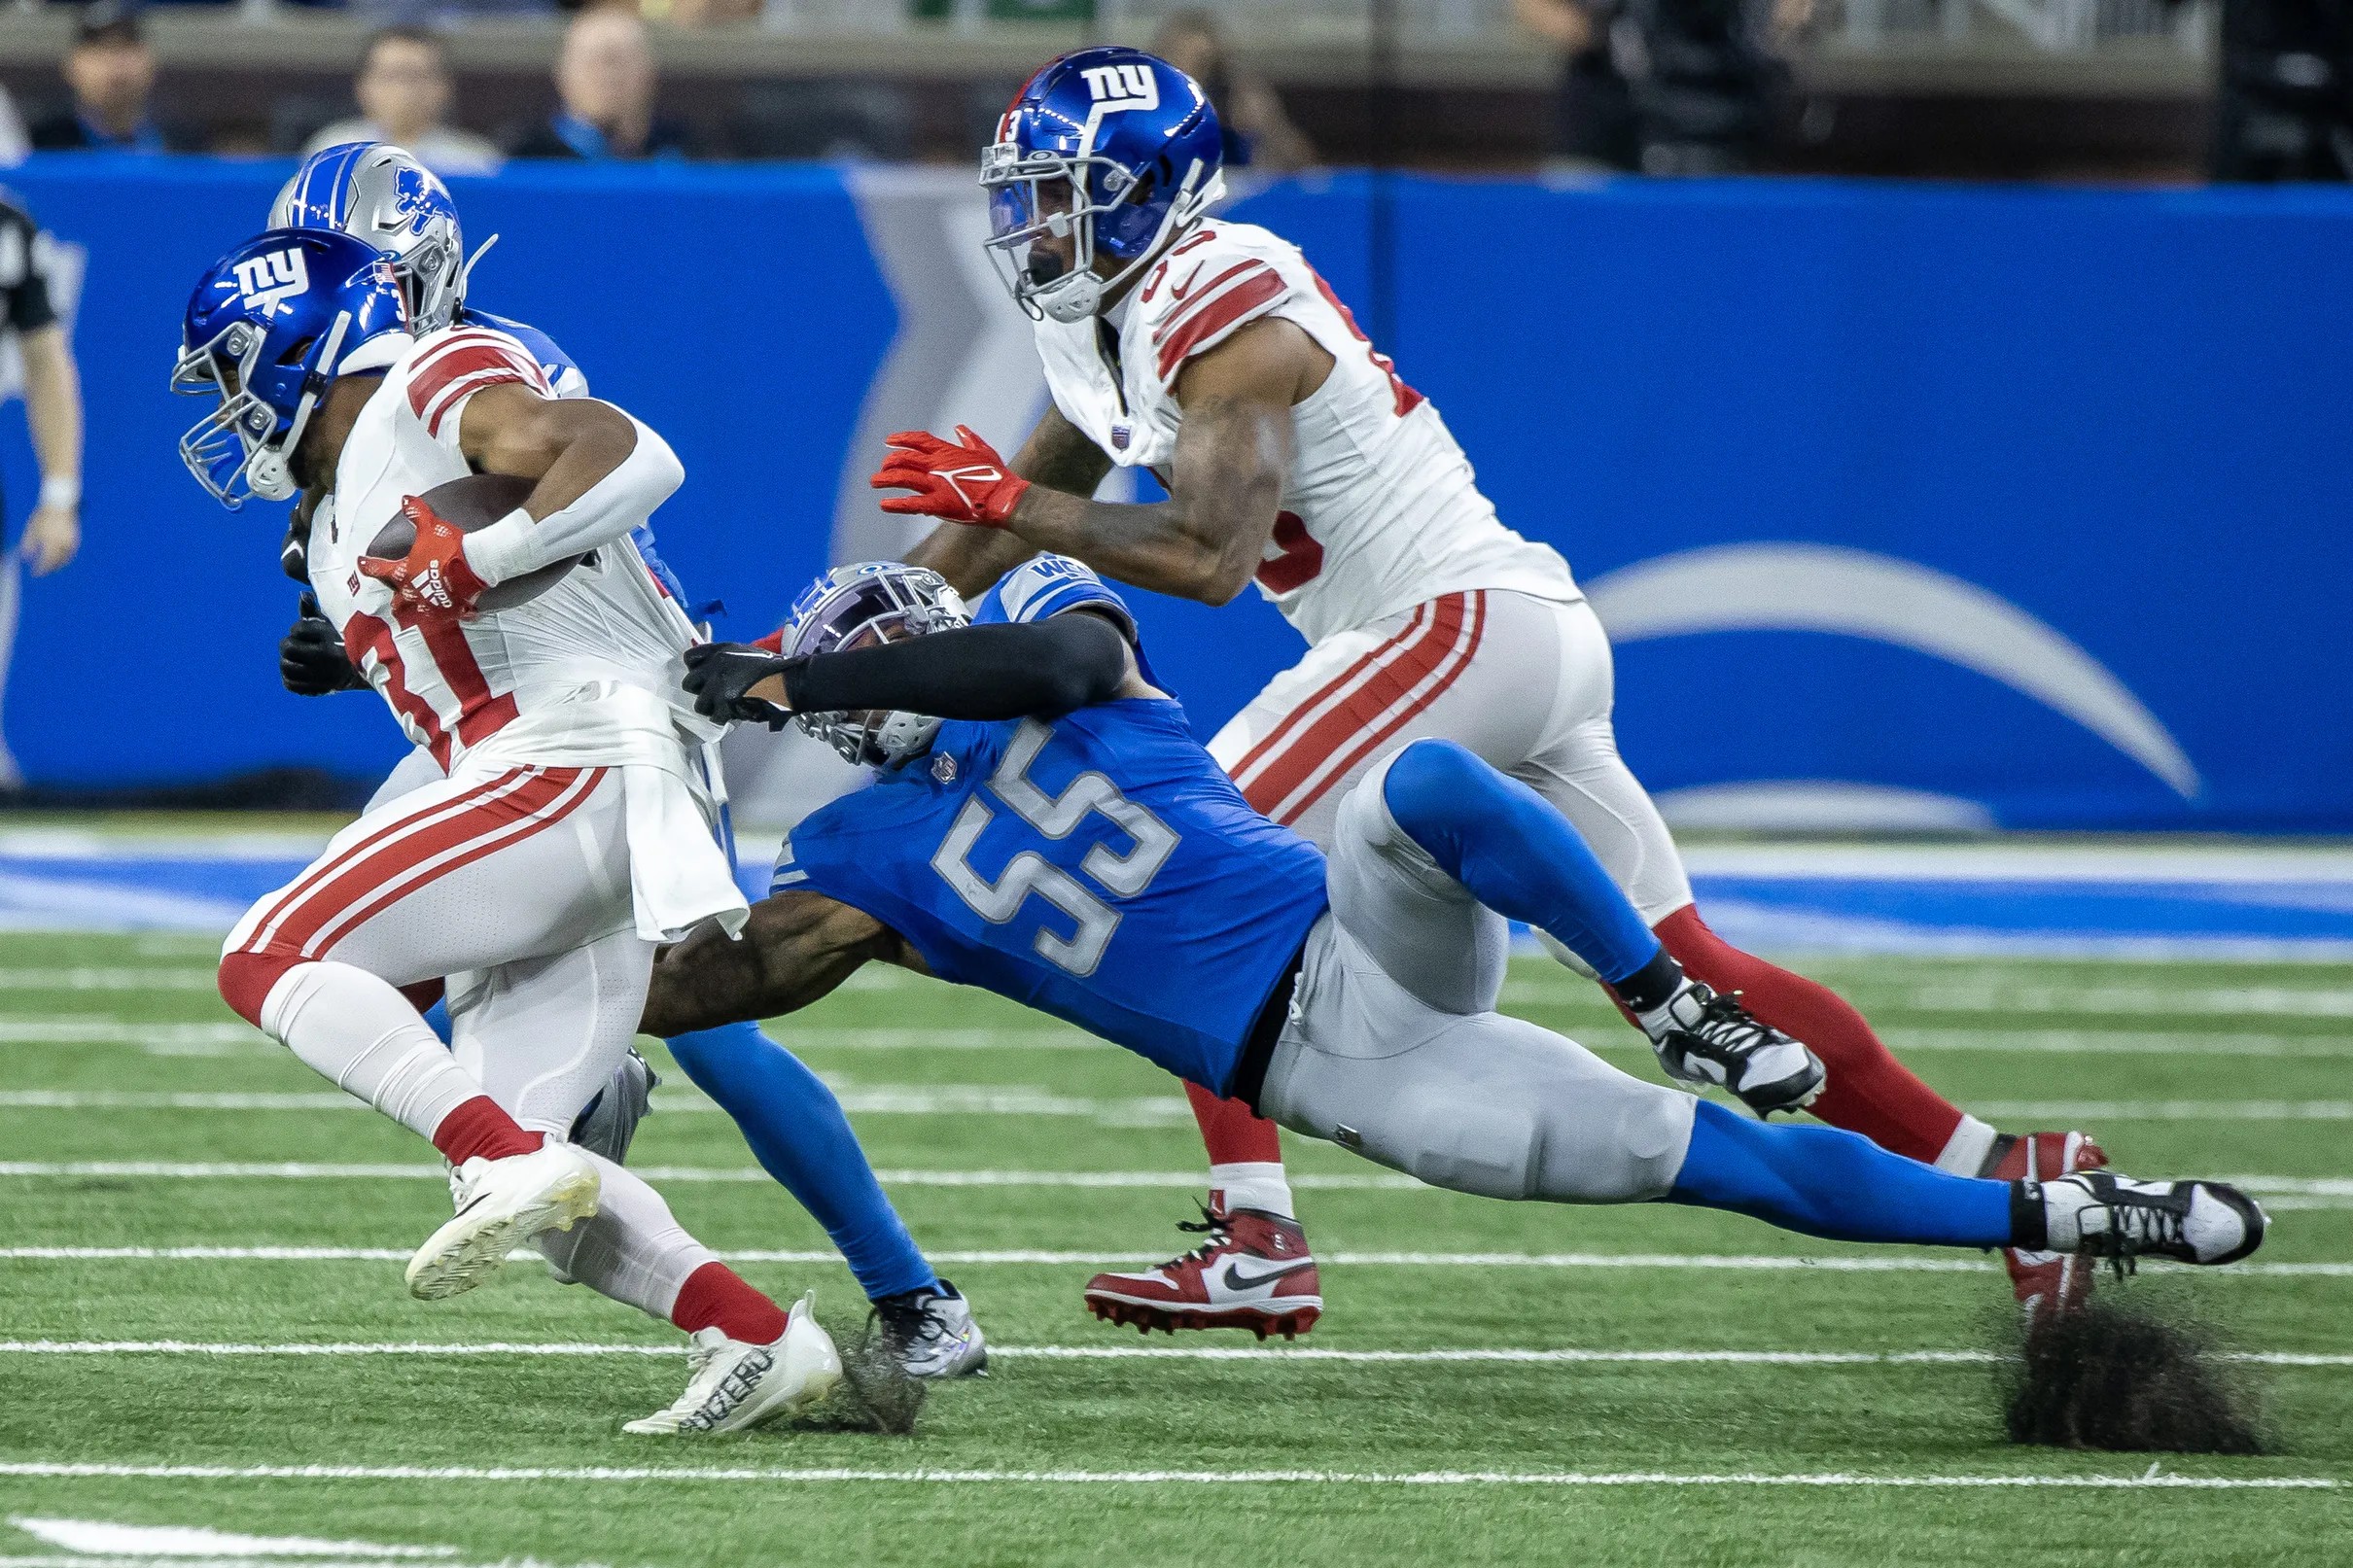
[0,90,27,167]
[28,3,202,154]
[1148,12,1316,173]
[304,27,503,177]
[1513,0,1637,169]
[1515,0,1779,173]
[650,0,761,23]
[2210,0,2353,180]
[506,7,692,160]
[0,192,83,578]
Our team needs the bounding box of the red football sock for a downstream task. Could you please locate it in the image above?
[1186,1080,1284,1166]
[429,1096,544,1166]
[672,1262,788,1345]
[1654,905,1963,1165]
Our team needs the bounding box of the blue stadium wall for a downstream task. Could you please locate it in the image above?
[3,156,2349,831]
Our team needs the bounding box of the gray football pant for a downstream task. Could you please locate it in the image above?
[1257,751,1699,1202]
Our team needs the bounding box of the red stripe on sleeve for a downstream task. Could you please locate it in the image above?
[407,341,545,435]
[1154,267,1288,382]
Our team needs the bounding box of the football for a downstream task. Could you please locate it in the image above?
[364,471,582,611]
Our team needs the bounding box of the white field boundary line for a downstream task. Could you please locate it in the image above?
[0,1089,1194,1122]
[16,1091,2353,1123]
[3,1245,2348,1278]
[3,1342,2350,1368]
[0,1460,2331,1491]
[4,1163,2351,1201]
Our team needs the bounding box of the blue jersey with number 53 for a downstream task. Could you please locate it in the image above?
[772,562,1328,1094]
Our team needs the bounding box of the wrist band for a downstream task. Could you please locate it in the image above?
[39,475,79,511]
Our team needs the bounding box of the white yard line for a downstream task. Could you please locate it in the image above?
[12,1089,2353,1123]
[1881,1029,2353,1059]
[0,1022,263,1048]
[3,1245,2347,1277]
[0,1460,2329,1490]
[1500,982,2353,1017]
[0,968,218,991]
[2,1341,2347,1368]
[1968,1100,2353,1121]
[0,1162,1419,1188]
[0,1088,1195,1122]
[1,1164,2349,1206]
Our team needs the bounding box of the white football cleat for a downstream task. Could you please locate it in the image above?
[623,1293,843,1436]
[1638,980,1825,1116]
[873,1278,990,1378]
[405,1141,601,1302]
[2036,1170,2267,1272]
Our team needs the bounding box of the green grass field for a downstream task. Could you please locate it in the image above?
[1,928,2348,1566]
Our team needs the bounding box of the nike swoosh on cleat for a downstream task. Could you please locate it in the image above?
[1219,1260,1317,1293]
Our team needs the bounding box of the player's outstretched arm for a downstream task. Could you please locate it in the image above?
[904,405,1108,597]
[683,613,1141,730]
[875,320,1321,606]
[641,890,915,1037]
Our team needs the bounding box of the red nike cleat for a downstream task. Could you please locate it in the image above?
[1984,1130,2109,1328]
[1083,1205,1322,1341]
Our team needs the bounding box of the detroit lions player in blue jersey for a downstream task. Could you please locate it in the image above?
[650,555,2268,1354]
[256,144,985,1376]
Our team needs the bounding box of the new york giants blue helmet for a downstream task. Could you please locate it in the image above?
[171,227,410,509]
[271,142,471,333]
[982,48,1226,324]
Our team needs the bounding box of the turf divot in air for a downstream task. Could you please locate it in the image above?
[2003,1298,2273,1454]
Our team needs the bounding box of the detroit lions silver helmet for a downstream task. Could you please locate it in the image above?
[270,142,470,334]
[784,563,970,768]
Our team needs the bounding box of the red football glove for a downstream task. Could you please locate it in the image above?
[870,426,1030,528]
[357,495,492,615]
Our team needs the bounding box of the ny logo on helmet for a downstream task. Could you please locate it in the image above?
[231,247,310,318]
[1080,62,1158,111]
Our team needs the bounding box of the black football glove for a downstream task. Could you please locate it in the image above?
[682,642,798,729]
[280,593,365,697]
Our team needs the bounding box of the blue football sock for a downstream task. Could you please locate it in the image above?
[1668,1099,2015,1247]
[1380,739,1664,987]
[423,997,453,1046]
[663,1021,938,1302]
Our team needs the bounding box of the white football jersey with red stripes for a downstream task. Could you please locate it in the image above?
[1032,221,1578,645]
[309,325,703,773]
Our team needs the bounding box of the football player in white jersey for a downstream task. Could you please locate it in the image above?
[876,47,2105,1338]
[263,144,990,1379]
[176,228,841,1432]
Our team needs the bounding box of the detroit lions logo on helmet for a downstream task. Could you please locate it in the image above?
[230,247,310,318]
[1080,62,1159,110]
[390,165,439,237]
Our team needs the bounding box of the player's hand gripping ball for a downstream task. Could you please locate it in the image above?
[358,493,493,614]
[869,426,1030,528]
